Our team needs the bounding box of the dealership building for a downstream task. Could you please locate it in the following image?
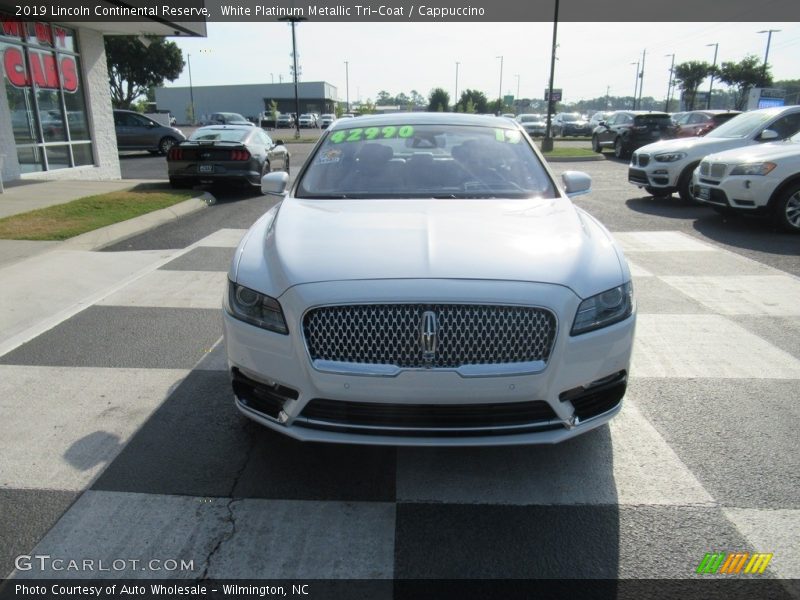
[154,81,339,123]
[0,10,205,187]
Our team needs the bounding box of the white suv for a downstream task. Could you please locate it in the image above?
[628,106,800,202]
[692,131,800,232]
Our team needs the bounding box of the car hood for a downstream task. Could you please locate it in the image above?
[637,136,752,157]
[233,198,627,300]
[703,140,800,163]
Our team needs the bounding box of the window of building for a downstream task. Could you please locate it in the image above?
[1,15,94,173]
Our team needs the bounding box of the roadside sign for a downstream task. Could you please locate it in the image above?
[545,88,562,102]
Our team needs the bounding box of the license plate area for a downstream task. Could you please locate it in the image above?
[198,164,214,173]
[696,185,710,200]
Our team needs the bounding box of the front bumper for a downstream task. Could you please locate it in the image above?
[628,152,682,190]
[223,279,636,446]
[691,172,775,213]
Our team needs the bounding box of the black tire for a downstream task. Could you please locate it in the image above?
[158,136,177,155]
[677,163,701,203]
[613,137,627,159]
[773,183,800,233]
[591,135,602,153]
[645,186,672,199]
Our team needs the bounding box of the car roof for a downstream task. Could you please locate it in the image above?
[328,112,521,130]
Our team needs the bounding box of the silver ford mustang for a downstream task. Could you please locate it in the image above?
[223,113,636,446]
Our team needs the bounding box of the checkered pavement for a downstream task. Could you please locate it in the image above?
[1,229,799,593]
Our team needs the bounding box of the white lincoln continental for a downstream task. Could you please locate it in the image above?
[223,113,636,446]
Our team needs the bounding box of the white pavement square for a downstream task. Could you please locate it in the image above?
[0,366,188,491]
[724,508,800,580]
[631,314,800,379]
[193,228,248,248]
[97,270,227,309]
[613,231,718,253]
[662,275,800,316]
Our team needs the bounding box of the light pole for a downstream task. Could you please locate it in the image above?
[455,61,460,107]
[664,53,675,112]
[515,74,520,101]
[187,53,195,124]
[630,61,640,109]
[542,0,559,152]
[706,43,718,109]
[496,55,503,112]
[757,29,780,84]
[344,60,350,113]
[637,49,646,110]
[279,16,306,139]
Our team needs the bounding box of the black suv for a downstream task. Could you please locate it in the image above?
[591,111,676,158]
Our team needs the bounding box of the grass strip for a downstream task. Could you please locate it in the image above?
[0,187,196,241]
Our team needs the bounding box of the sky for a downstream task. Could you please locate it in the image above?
[165,21,800,105]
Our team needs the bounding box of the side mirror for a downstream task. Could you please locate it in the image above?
[759,129,779,141]
[562,171,592,198]
[598,121,607,127]
[148,121,157,127]
[261,171,289,196]
[274,139,285,146]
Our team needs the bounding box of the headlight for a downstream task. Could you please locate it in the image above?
[729,162,776,176]
[571,282,634,335]
[226,280,288,334]
[654,152,687,163]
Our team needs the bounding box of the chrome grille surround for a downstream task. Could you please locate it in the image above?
[302,303,557,373]
[699,161,727,178]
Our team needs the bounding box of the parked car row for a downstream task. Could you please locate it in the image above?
[627,105,800,232]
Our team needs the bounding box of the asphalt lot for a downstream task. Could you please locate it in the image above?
[1,138,798,594]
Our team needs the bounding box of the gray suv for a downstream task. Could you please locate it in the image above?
[113,109,186,154]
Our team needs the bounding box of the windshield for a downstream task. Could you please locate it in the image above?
[561,113,581,122]
[189,128,249,142]
[296,123,557,199]
[705,112,770,139]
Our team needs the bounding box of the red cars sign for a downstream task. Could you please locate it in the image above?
[3,47,78,92]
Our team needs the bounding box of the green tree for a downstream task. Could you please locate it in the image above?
[410,90,426,107]
[377,90,393,105]
[454,89,488,113]
[105,36,183,109]
[427,88,450,112]
[717,55,773,110]
[673,61,712,111]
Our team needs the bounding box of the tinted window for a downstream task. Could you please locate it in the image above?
[297,124,556,199]
[189,128,250,142]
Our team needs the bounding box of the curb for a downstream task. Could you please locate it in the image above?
[545,154,607,163]
[61,192,216,251]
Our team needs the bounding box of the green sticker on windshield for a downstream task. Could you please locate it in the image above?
[330,126,415,143]
[495,128,522,144]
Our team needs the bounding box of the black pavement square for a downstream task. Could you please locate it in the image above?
[0,306,222,369]
[394,505,752,580]
[0,489,77,579]
[630,378,800,509]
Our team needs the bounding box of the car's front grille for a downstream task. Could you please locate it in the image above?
[303,303,557,369]
[298,398,561,436]
[699,162,727,178]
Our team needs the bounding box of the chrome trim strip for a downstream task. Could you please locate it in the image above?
[297,417,562,433]
[311,359,548,378]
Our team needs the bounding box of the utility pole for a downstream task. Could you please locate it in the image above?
[496,55,504,111]
[187,53,195,124]
[757,29,780,84]
[344,60,350,113]
[664,54,675,112]
[638,49,646,109]
[706,43,718,109]
[542,0,559,152]
[631,61,640,109]
[455,61,460,106]
[279,16,306,139]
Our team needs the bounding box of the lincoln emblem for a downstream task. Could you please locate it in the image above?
[420,310,438,361]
